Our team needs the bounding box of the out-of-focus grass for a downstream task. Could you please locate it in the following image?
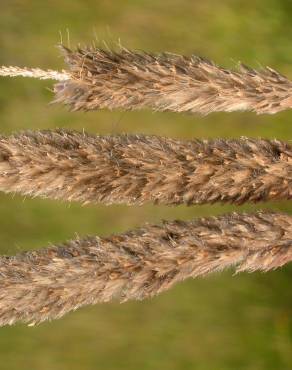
[0,1,291,369]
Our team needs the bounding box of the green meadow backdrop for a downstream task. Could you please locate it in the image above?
[0,1,291,369]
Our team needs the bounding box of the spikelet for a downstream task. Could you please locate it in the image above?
[0,211,291,326]
[0,130,290,205]
[53,46,292,114]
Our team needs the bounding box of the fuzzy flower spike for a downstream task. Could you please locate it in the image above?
[0,211,291,326]
[1,45,292,114]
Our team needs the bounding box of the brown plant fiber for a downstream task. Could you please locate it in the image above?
[54,46,292,114]
[0,211,291,326]
[0,65,69,81]
[0,130,290,205]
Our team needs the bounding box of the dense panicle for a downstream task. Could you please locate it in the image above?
[0,211,291,326]
[54,46,292,114]
[0,130,290,205]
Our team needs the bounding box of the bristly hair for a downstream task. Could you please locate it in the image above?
[53,45,292,114]
[0,211,291,326]
[0,130,291,205]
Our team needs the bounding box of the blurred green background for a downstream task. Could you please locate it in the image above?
[0,0,292,369]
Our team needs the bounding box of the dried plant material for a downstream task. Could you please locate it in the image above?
[53,46,292,114]
[0,66,69,81]
[0,130,290,205]
[1,46,292,114]
[0,211,291,326]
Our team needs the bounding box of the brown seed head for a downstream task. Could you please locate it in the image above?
[0,130,290,205]
[0,211,291,326]
[54,46,292,114]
